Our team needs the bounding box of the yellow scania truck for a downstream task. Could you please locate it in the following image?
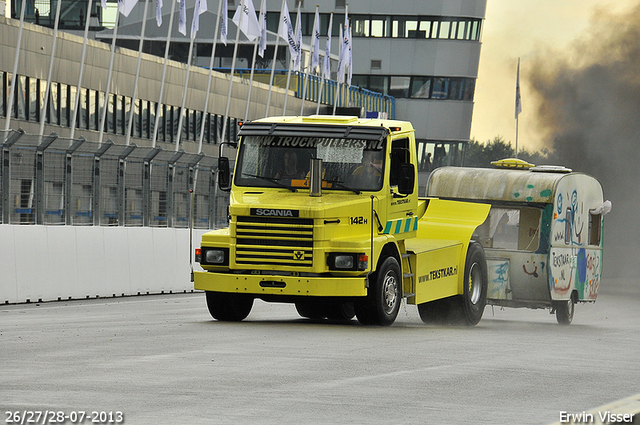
[193,115,491,326]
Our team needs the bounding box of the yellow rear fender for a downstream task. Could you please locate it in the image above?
[417,198,490,292]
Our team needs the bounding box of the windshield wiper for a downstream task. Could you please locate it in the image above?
[323,178,361,195]
[241,173,297,192]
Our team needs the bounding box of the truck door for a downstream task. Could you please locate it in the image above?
[385,137,418,237]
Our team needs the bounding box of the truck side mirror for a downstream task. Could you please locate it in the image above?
[397,163,415,195]
[218,157,231,192]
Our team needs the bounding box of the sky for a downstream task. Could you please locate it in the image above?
[470,0,636,152]
[471,0,640,278]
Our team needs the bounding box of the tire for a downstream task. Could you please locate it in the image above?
[295,301,326,320]
[354,256,402,326]
[417,297,452,324]
[450,242,488,326]
[326,302,356,321]
[555,298,575,325]
[205,291,253,321]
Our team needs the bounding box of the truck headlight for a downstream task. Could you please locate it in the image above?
[328,253,368,271]
[199,247,229,265]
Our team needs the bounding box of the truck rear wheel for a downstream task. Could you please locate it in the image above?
[205,291,253,321]
[450,242,488,326]
[354,256,402,326]
[417,297,452,324]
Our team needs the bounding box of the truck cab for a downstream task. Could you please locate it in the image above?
[194,116,490,326]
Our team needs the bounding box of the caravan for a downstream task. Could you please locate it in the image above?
[427,159,611,324]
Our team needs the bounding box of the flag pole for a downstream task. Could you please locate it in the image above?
[514,57,522,158]
[282,2,300,116]
[316,11,332,115]
[198,0,223,151]
[244,0,266,121]
[4,0,27,133]
[175,0,203,151]
[221,0,246,143]
[69,0,97,140]
[39,0,64,138]
[125,0,150,146]
[98,11,121,146]
[151,0,178,147]
[265,0,286,117]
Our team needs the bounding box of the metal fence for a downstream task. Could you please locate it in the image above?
[0,129,229,229]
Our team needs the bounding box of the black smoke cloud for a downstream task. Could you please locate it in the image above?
[528,3,640,280]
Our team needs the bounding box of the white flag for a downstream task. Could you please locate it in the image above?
[258,0,267,58]
[178,0,186,35]
[220,0,228,45]
[232,0,261,41]
[101,0,107,10]
[337,26,344,84]
[279,2,297,60]
[156,0,163,26]
[515,58,522,119]
[191,0,207,38]
[293,6,302,71]
[118,0,139,17]
[322,13,333,80]
[310,7,320,72]
[347,25,352,85]
[336,10,349,82]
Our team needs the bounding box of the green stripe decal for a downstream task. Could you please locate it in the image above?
[383,221,392,234]
[382,217,419,234]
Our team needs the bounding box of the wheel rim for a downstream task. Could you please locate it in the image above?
[382,271,399,314]
[567,299,574,318]
[468,262,483,305]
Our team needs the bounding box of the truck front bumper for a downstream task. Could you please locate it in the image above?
[194,271,368,297]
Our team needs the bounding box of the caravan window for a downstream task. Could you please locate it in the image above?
[474,207,542,252]
[589,213,602,246]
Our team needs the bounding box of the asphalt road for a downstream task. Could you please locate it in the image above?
[2,280,639,425]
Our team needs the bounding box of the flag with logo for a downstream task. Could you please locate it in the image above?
[279,2,298,62]
[232,0,261,41]
[310,6,320,73]
[220,0,228,45]
[191,0,207,38]
[258,0,267,57]
[293,6,302,71]
[118,0,139,17]
[336,10,349,82]
[178,0,186,35]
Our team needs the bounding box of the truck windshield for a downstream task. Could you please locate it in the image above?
[234,135,386,192]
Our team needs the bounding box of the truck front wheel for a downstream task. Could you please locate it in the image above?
[355,256,402,326]
[205,291,253,321]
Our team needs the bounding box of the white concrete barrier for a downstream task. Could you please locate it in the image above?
[0,225,207,304]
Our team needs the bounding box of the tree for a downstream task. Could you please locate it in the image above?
[464,136,551,168]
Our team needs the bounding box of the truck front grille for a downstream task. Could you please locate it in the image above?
[235,216,314,267]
